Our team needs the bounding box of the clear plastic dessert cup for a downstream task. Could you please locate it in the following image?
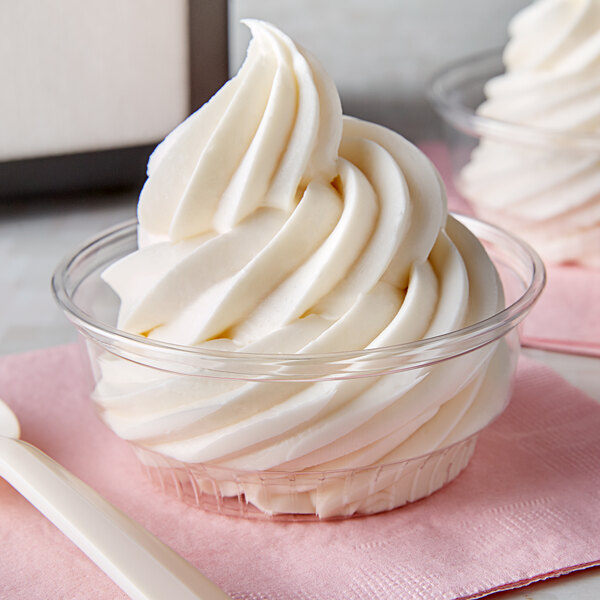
[52,214,544,520]
[428,49,600,267]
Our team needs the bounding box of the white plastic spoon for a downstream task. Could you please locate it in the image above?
[0,396,231,600]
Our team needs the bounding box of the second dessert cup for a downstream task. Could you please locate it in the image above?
[429,48,600,268]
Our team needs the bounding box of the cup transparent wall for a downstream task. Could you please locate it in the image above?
[52,215,544,520]
[429,50,600,267]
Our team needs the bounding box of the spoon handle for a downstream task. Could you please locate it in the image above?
[0,437,232,600]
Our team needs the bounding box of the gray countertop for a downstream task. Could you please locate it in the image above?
[0,191,136,355]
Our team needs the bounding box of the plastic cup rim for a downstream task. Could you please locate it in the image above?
[51,213,546,377]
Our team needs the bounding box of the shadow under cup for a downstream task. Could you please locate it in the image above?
[52,215,544,520]
[429,49,600,268]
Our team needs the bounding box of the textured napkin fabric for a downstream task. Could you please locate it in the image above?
[421,141,600,358]
[0,344,599,600]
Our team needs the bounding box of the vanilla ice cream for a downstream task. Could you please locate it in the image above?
[93,21,513,517]
[460,0,600,266]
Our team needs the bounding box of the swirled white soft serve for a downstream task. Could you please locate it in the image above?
[95,21,511,517]
[460,0,600,266]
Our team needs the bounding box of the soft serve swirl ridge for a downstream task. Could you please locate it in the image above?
[461,0,600,266]
[97,21,509,515]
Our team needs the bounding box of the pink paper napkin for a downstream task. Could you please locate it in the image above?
[1,344,599,599]
[420,141,600,358]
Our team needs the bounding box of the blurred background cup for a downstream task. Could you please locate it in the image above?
[428,49,600,268]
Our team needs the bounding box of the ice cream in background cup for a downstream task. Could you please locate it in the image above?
[53,20,545,519]
[429,0,600,268]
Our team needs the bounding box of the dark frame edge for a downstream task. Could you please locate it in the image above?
[188,0,229,111]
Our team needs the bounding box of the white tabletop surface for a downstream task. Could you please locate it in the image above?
[1,190,598,598]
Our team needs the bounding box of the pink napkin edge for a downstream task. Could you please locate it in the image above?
[521,336,600,358]
[463,561,600,600]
